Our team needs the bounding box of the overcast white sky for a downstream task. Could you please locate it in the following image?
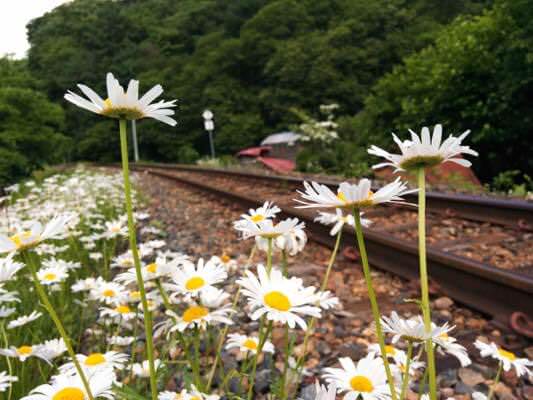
[0,0,73,59]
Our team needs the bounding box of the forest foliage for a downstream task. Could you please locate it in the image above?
[1,0,531,186]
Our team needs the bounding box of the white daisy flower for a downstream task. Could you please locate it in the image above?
[237,265,321,330]
[209,254,238,272]
[100,304,137,321]
[64,72,177,126]
[295,178,416,210]
[159,386,220,400]
[0,306,16,318]
[0,371,17,392]
[89,281,128,306]
[433,332,471,367]
[225,333,275,355]
[380,312,451,344]
[59,351,128,375]
[315,209,370,236]
[166,258,227,299]
[7,311,42,329]
[272,222,307,255]
[233,201,281,228]
[111,253,135,269]
[313,290,340,310]
[103,218,128,239]
[368,124,478,171]
[37,338,67,360]
[20,369,115,400]
[0,254,24,282]
[474,340,532,377]
[306,381,337,400]
[72,277,101,293]
[115,256,177,284]
[0,344,51,363]
[322,354,393,400]
[43,258,81,271]
[107,336,135,347]
[236,218,305,240]
[165,288,234,333]
[0,287,19,303]
[132,359,162,378]
[37,265,69,285]
[0,214,72,253]
[144,240,166,249]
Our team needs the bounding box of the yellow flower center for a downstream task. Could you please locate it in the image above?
[439,333,449,341]
[52,387,85,400]
[183,306,209,323]
[350,375,374,392]
[251,214,265,223]
[44,273,57,281]
[84,353,106,366]
[146,263,157,273]
[115,305,131,314]
[110,226,120,233]
[264,291,291,311]
[221,254,231,263]
[185,276,205,291]
[243,339,258,351]
[103,289,116,297]
[384,345,396,355]
[17,345,32,355]
[498,348,516,361]
[191,397,201,400]
[130,290,141,300]
[10,231,34,249]
[336,192,347,203]
[103,98,113,109]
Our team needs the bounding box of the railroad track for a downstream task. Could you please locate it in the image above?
[126,162,533,336]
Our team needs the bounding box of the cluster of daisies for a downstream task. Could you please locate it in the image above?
[0,70,529,400]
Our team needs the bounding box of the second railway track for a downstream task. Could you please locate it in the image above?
[126,163,533,336]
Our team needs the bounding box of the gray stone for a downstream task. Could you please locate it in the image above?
[454,382,474,395]
[458,368,485,386]
[299,384,318,400]
[254,369,272,394]
[434,296,454,310]
[438,369,458,387]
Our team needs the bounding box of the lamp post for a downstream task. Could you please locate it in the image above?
[202,109,215,158]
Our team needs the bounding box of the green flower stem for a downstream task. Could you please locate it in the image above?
[156,279,172,311]
[400,341,414,400]
[280,324,291,400]
[206,245,257,391]
[292,229,343,398]
[266,237,273,274]
[119,119,158,400]
[1,323,14,400]
[487,362,502,400]
[247,320,273,400]
[353,211,397,400]
[23,251,95,400]
[417,167,437,400]
[192,327,203,390]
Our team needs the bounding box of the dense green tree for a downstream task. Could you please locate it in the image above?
[24,0,490,168]
[354,0,532,181]
[0,58,69,186]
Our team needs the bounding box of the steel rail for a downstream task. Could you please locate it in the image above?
[132,162,533,230]
[133,165,533,334]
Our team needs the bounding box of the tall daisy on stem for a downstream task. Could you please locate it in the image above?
[368,124,477,400]
[65,72,177,400]
[296,178,416,400]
